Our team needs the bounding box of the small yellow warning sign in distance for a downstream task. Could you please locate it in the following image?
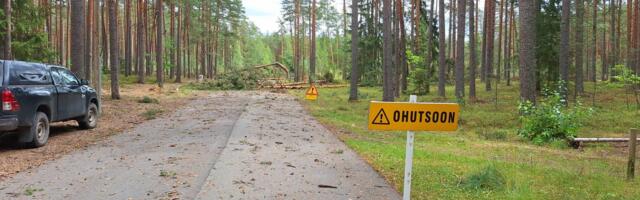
[305,85,318,100]
[368,101,460,131]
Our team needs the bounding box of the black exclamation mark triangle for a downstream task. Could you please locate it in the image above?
[372,108,391,125]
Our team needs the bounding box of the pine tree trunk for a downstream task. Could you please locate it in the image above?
[575,0,585,94]
[86,0,94,80]
[438,0,446,97]
[57,1,63,64]
[454,0,465,99]
[175,3,182,83]
[101,1,109,74]
[469,0,477,100]
[310,0,317,83]
[559,0,570,103]
[480,0,487,83]
[92,0,101,100]
[635,0,640,75]
[394,0,407,93]
[519,0,537,103]
[71,0,86,78]
[125,0,132,77]
[601,0,608,81]
[496,0,505,83]
[505,0,513,86]
[3,0,10,59]
[484,0,495,91]
[137,0,145,83]
[627,0,634,72]
[156,0,163,88]
[294,0,301,82]
[109,0,120,99]
[382,0,394,101]
[348,0,359,101]
[609,0,617,80]
[169,2,175,79]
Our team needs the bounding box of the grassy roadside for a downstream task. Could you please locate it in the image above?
[294,82,640,199]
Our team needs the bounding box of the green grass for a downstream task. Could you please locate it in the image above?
[23,187,43,196]
[294,82,640,199]
[138,96,160,104]
[142,108,164,120]
[159,170,177,178]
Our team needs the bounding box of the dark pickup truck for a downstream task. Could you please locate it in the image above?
[0,60,99,148]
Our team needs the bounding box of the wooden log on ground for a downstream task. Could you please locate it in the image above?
[570,137,640,149]
[573,138,640,142]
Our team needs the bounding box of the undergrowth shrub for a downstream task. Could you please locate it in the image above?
[517,86,593,145]
[138,96,159,104]
[323,72,335,83]
[461,165,506,191]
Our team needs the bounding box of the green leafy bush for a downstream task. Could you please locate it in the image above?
[406,50,430,95]
[323,72,335,83]
[461,165,506,191]
[612,65,640,84]
[518,86,593,145]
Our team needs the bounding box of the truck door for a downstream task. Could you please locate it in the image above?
[52,68,85,119]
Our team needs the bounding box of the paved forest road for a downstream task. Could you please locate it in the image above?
[0,91,400,200]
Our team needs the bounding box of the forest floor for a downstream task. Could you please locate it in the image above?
[294,81,640,199]
[0,82,195,181]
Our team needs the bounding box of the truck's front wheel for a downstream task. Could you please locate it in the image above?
[78,103,98,129]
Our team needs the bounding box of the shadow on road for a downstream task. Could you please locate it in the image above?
[0,123,83,150]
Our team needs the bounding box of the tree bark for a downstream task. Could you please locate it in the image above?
[484,0,495,91]
[156,0,163,88]
[3,0,10,59]
[469,0,477,100]
[438,0,446,97]
[125,0,132,77]
[454,0,465,99]
[86,0,94,80]
[175,3,182,83]
[497,0,505,83]
[294,0,301,82]
[349,0,359,101]
[310,0,317,83]
[609,0,617,80]
[519,0,537,103]
[137,0,145,83]
[169,2,175,79]
[506,0,513,86]
[382,0,394,101]
[71,0,86,78]
[628,0,635,74]
[396,0,407,93]
[601,0,608,81]
[559,0,570,103]
[109,0,120,99]
[92,0,100,100]
[575,0,585,95]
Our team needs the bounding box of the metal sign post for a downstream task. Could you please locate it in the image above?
[402,95,417,200]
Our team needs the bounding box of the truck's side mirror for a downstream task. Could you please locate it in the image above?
[80,79,89,86]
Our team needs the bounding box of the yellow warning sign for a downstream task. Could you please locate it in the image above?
[368,102,460,131]
[305,85,318,100]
